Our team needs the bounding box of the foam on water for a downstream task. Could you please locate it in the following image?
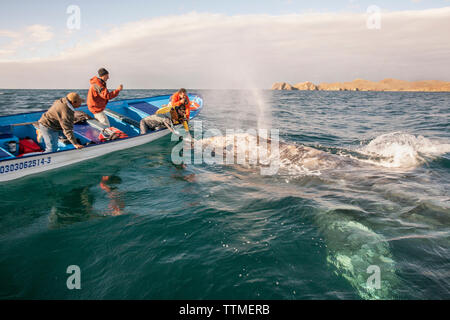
[358,132,450,168]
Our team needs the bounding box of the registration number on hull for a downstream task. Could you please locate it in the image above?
[0,156,52,174]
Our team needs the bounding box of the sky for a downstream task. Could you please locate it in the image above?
[0,0,449,88]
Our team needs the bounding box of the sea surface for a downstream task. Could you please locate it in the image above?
[0,89,449,299]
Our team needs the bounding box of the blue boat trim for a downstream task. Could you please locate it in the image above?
[127,101,159,116]
[0,93,203,163]
[0,147,14,160]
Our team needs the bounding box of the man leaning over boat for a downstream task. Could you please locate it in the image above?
[139,88,191,135]
[87,68,123,126]
[38,92,85,152]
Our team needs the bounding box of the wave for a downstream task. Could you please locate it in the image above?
[357,132,450,168]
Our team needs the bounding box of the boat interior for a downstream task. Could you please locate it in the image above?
[0,94,201,161]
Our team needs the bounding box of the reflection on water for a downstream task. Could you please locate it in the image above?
[48,186,98,229]
[171,164,197,183]
[100,175,125,216]
[48,175,125,228]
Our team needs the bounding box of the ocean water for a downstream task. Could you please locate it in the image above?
[0,89,449,300]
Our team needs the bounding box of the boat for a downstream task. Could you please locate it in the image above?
[0,93,203,182]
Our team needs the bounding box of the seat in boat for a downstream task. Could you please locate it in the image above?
[73,122,103,144]
[127,101,159,116]
[103,108,140,127]
[0,147,14,160]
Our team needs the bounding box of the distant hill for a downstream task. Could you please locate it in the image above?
[271,79,450,92]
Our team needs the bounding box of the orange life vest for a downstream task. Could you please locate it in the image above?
[98,127,128,142]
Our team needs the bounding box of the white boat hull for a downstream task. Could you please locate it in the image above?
[0,129,171,182]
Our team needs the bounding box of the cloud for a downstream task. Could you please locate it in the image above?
[0,8,449,89]
[0,30,23,58]
[25,24,54,43]
[0,24,53,59]
[0,30,20,38]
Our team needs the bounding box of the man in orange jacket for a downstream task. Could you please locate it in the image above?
[139,88,191,135]
[87,68,123,126]
[170,88,190,132]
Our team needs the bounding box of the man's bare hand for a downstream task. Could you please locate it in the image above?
[117,84,123,91]
[74,144,84,149]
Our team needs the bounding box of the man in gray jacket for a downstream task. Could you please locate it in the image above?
[39,92,85,152]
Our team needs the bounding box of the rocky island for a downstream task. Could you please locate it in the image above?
[271,79,450,92]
